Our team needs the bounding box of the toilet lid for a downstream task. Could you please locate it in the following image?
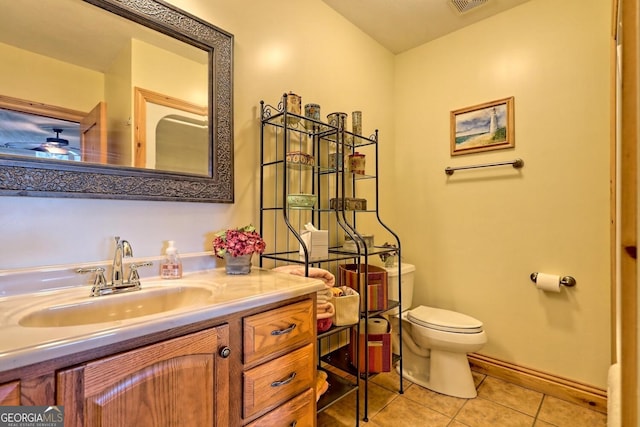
[407,306,483,334]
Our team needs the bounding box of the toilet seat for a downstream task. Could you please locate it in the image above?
[407,305,483,334]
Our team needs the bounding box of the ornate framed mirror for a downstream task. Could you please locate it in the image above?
[0,0,234,202]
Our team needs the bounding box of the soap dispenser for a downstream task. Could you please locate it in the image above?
[161,240,183,279]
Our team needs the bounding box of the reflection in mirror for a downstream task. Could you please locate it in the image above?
[0,108,81,161]
[0,0,234,202]
[156,114,208,175]
[0,0,208,171]
[134,87,209,175]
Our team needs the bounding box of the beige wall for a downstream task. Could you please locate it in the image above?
[393,0,610,388]
[131,39,207,106]
[0,2,395,272]
[0,42,104,111]
[0,0,611,389]
[104,41,133,165]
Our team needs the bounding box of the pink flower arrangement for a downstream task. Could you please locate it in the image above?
[213,224,266,258]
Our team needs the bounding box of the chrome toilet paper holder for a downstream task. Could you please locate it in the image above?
[530,272,576,287]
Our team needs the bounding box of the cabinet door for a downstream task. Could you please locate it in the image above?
[0,381,20,405]
[0,376,56,406]
[57,326,230,427]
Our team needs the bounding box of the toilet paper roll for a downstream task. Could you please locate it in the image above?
[535,273,561,292]
[360,317,389,334]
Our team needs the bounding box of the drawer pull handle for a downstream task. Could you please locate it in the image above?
[271,323,296,336]
[271,372,296,387]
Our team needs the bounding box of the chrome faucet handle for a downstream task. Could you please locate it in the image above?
[127,262,153,287]
[121,240,133,258]
[77,267,108,297]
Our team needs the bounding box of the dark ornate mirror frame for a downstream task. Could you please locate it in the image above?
[0,0,234,203]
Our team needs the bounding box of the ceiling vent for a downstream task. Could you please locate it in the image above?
[449,0,489,14]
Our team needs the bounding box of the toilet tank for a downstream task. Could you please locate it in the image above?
[384,263,415,313]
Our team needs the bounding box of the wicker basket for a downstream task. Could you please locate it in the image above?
[330,286,360,326]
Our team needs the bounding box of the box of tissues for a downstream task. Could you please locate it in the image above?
[299,223,328,260]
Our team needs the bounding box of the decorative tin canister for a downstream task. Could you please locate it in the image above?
[286,151,314,166]
[284,92,301,124]
[348,152,366,175]
[329,197,367,211]
[326,112,347,129]
[352,111,362,135]
[328,152,344,170]
[304,103,321,129]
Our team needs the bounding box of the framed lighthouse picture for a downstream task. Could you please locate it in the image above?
[450,97,514,156]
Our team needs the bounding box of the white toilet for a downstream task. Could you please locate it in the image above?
[385,263,487,398]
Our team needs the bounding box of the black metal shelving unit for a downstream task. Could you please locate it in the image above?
[259,94,403,424]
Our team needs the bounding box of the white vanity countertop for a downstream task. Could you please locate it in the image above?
[0,268,324,372]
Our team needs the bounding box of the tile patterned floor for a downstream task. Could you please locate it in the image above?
[317,369,607,426]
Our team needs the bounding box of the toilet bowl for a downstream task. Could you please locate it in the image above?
[385,263,487,398]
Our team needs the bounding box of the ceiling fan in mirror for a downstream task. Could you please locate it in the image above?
[30,128,77,155]
[0,108,81,159]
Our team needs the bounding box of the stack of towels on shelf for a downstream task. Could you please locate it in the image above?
[272,265,336,332]
[315,370,329,402]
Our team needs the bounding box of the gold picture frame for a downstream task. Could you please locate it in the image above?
[450,97,515,156]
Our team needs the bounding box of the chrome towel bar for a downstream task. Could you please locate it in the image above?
[445,158,524,175]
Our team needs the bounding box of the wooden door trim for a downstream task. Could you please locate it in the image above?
[619,0,639,425]
[133,87,207,168]
[0,94,86,123]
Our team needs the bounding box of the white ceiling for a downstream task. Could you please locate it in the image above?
[321,0,532,54]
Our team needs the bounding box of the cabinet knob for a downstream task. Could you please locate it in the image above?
[219,346,231,358]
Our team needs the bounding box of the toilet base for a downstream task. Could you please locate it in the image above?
[398,348,478,398]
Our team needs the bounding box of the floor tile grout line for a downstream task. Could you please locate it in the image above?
[367,391,402,422]
[447,418,472,427]
[321,371,605,427]
[451,398,471,422]
[465,396,539,423]
[532,394,546,424]
[474,376,554,421]
[446,373,484,422]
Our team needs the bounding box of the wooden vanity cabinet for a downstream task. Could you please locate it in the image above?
[0,293,317,427]
[0,377,53,406]
[57,325,230,427]
[0,381,20,404]
[241,299,317,426]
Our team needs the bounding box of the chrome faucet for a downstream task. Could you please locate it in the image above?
[77,236,152,296]
[112,236,133,287]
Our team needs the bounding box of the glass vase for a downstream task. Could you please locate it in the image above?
[224,253,252,275]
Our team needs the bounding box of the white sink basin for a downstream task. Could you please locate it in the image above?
[19,286,212,327]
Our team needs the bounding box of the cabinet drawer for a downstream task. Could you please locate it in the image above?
[244,299,314,365]
[243,343,314,419]
[245,387,315,427]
